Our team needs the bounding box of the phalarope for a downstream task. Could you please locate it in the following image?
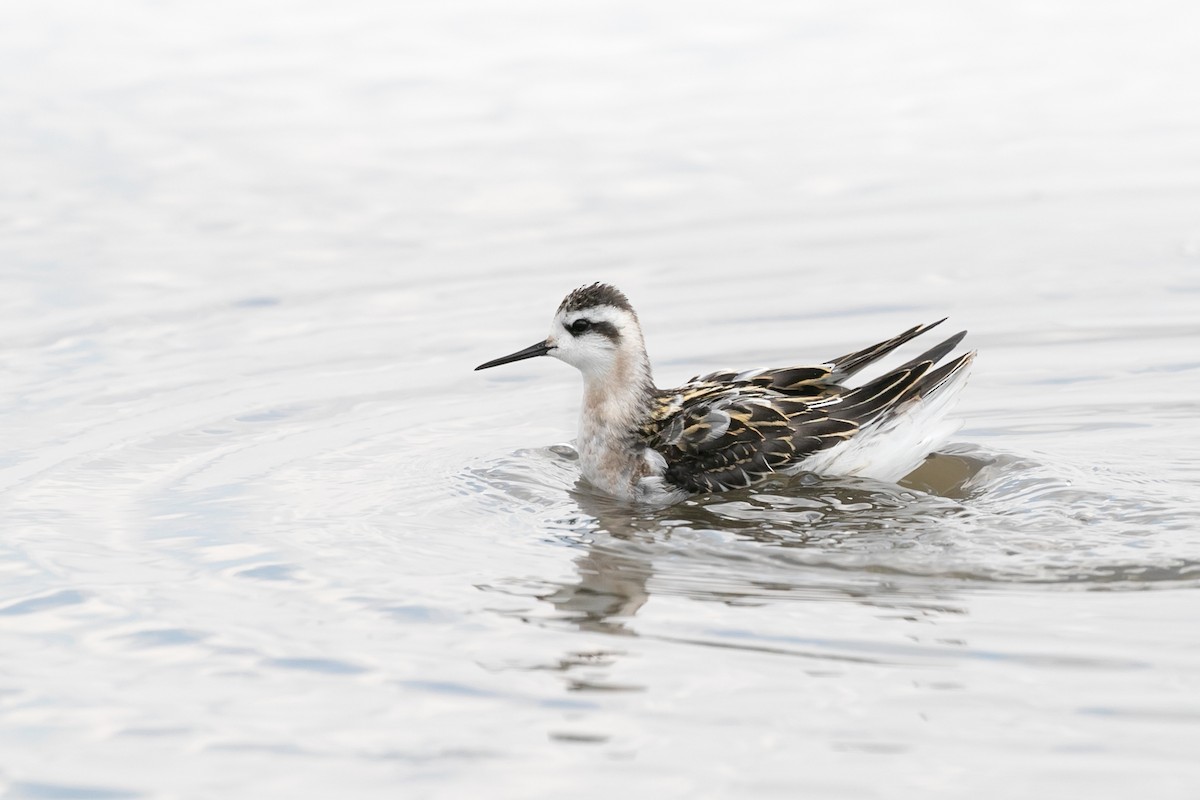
[476,283,975,504]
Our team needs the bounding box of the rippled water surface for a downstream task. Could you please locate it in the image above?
[3,1,1200,797]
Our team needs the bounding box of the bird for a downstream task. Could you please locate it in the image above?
[475,283,975,504]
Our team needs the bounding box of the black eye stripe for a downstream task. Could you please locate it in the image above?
[593,321,620,341]
[565,318,620,342]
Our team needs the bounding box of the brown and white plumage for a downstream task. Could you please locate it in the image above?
[476,283,975,504]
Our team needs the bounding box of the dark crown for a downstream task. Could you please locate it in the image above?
[558,283,634,315]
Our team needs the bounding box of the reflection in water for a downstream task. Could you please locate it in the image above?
[549,472,980,627]
[465,437,1198,762]
[467,442,1200,596]
[542,539,651,636]
[514,464,984,697]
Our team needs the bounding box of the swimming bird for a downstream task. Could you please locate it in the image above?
[476,283,974,504]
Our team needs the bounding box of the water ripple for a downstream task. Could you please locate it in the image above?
[461,442,1200,592]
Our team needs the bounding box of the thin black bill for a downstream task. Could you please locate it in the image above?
[475,340,553,371]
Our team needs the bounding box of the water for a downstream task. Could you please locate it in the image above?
[2,0,1200,797]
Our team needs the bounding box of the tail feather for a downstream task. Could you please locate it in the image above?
[895,331,968,373]
[837,334,973,427]
[829,318,946,381]
[913,350,976,400]
[839,367,924,422]
[799,342,975,483]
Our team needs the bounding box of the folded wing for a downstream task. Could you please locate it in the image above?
[645,321,973,493]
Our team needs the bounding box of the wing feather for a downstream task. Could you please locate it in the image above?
[644,320,971,494]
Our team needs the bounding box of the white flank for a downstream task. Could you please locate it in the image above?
[797,360,974,483]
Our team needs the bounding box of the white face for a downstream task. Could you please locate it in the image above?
[547,304,636,376]
[475,296,646,378]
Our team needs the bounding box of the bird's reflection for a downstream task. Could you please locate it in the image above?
[540,535,651,636]
[485,443,1187,701]
[540,447,994,637]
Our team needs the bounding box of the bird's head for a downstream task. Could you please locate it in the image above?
[475,283,647,382]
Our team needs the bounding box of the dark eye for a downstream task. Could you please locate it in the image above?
[568,318,591,334]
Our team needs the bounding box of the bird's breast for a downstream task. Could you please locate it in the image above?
[577,419,640,499]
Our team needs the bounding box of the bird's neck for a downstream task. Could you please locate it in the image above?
[576,350,657,497]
